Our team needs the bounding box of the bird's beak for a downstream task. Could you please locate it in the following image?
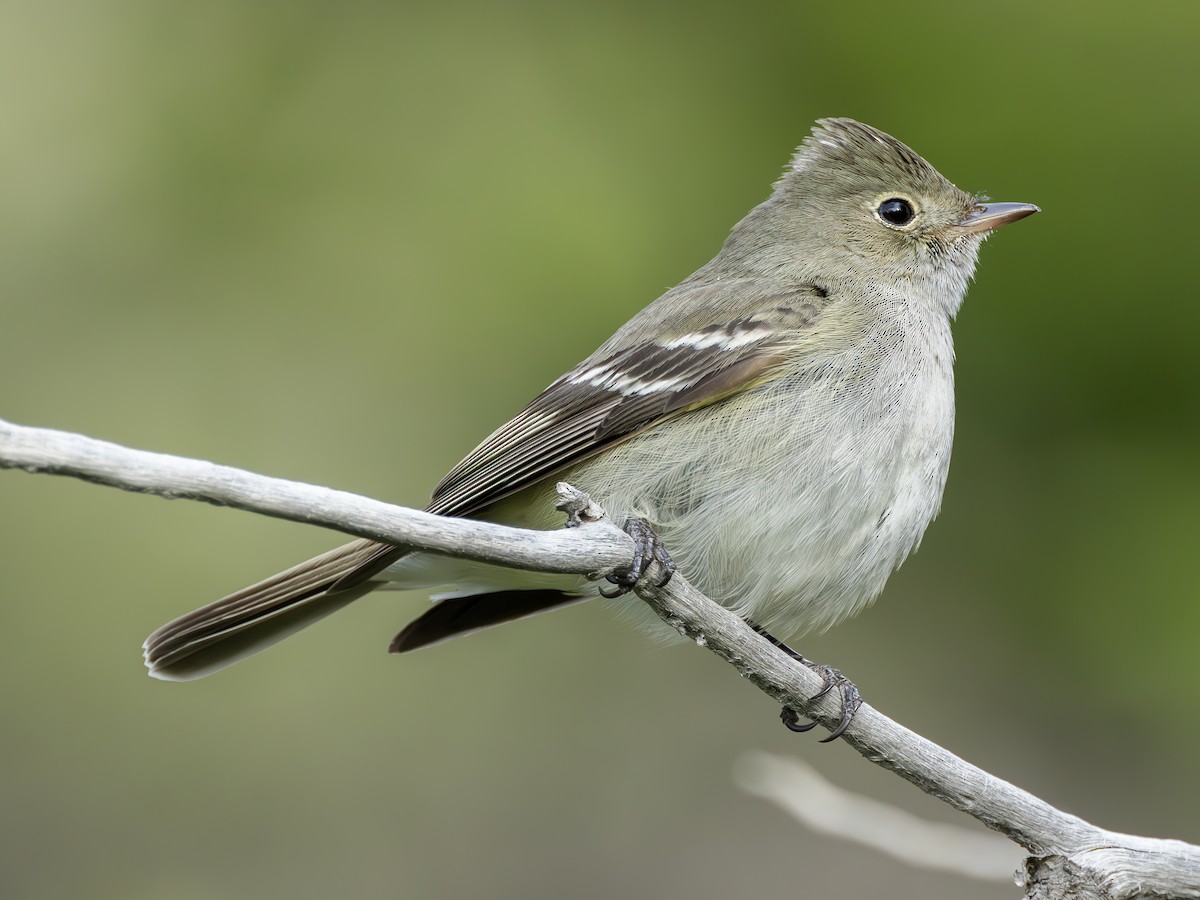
[951,202,1040,235]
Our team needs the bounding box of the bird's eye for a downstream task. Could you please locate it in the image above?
[877,198,915,227]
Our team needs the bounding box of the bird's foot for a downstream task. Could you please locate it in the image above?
[599,518,677,597]
[779,664,862,742]
[747,621,863,742]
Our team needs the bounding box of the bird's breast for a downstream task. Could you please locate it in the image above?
[579,309,957,636]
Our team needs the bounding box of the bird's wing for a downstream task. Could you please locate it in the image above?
[428,285,828,518]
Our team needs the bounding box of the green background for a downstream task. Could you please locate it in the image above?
[2,2,1197,898]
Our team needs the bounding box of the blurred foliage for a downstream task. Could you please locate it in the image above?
[1,1,1198,898]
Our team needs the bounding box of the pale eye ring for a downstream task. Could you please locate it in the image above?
[877,198,915,227]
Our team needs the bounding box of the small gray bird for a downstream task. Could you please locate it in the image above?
[144,119,1037,722]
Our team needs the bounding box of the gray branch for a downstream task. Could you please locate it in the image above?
[2,417,1197,899]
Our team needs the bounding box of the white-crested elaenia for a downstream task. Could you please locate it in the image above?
[144,118,1037,735]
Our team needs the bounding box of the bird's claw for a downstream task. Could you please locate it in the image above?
[599,518,676,597]
[744,622,862,742]
[780,663,862,742]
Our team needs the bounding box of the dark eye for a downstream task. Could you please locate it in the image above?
[877,198,915,226]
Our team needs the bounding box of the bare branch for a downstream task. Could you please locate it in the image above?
[2,417,1198,899]
[0,419,634,575]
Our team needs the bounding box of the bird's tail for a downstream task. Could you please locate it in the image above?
[142,538,398,681]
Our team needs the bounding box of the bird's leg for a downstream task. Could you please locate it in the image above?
[746,620,863,742]
[599,518,677,597]
[598,522,860,740]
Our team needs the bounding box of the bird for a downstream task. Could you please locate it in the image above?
[143,118,1038,731]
